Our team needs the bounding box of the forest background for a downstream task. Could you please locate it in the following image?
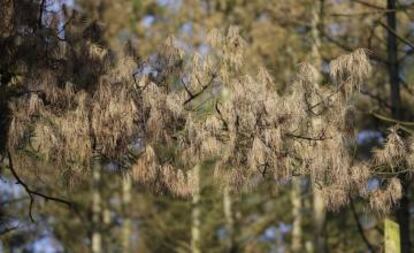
[1,0,414,252]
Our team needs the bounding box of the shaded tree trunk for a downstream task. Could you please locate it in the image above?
[0,0,15,157]
[386,1,411,252]
[191,164,201,253]
[291,177,302,253]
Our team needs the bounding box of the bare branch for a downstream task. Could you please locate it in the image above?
[379,22,414,50]
[286,132,332,141]
[7,151,75,222]
[183,74,216,105]
[349,196,376,252]
[352,0,384,10]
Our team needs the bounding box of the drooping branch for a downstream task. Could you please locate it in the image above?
[7,151,75,222]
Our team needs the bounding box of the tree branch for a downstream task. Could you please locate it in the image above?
[0,225,19,236]
[379,22,414,50]
[181,78,195,98]
[7,151,75,222]
[371,112,414,126]
[352,0,384,10]
[321,32,387,64]
[286,132,332,141]
[349,196,375,252]
[183,74,216,105]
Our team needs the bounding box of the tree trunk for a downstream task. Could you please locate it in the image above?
[191,164,201,253]
[291,177,302,253]
[92,157,102,253]
[312,189,326,253]
[310,1,326,252]
[122,174,132,253]
[386,1,411,252]
[223,185,236,253]
[310,0,322,69]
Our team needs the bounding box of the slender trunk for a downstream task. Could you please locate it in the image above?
[191,164,201,253]
[386,1,411,252]
[313,189,326,252]
[310,0,322,69]
[387,0,401,120]
[311,1,326,252]
[92,157,102,253]
[223,185,236,253]
[122,174,132,253]
[396,181,411,253]
[291,177,302,253]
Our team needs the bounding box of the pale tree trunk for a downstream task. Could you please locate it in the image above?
[386,1,411,252]
[223,185,236,253]
[191,164,201,253]
[312,189,326,253]
[310,1,326,253]
[102,175,111,250]
[92,157,102,253]
[122,174,132,253]
[291,177,302,253]
[310,0,322,69]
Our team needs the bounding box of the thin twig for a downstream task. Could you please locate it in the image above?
[0,226,19,236]
[286,133,332,141]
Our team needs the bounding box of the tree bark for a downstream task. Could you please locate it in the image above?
[92,157,102,253]
[223,185,237,253]
[310,1,326,252]
[122,174,132,253]
[291,177,302,253]
[312,189,326,253]
[387,0,401,120]
[386,1,411,252]
[191,164,201,253]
